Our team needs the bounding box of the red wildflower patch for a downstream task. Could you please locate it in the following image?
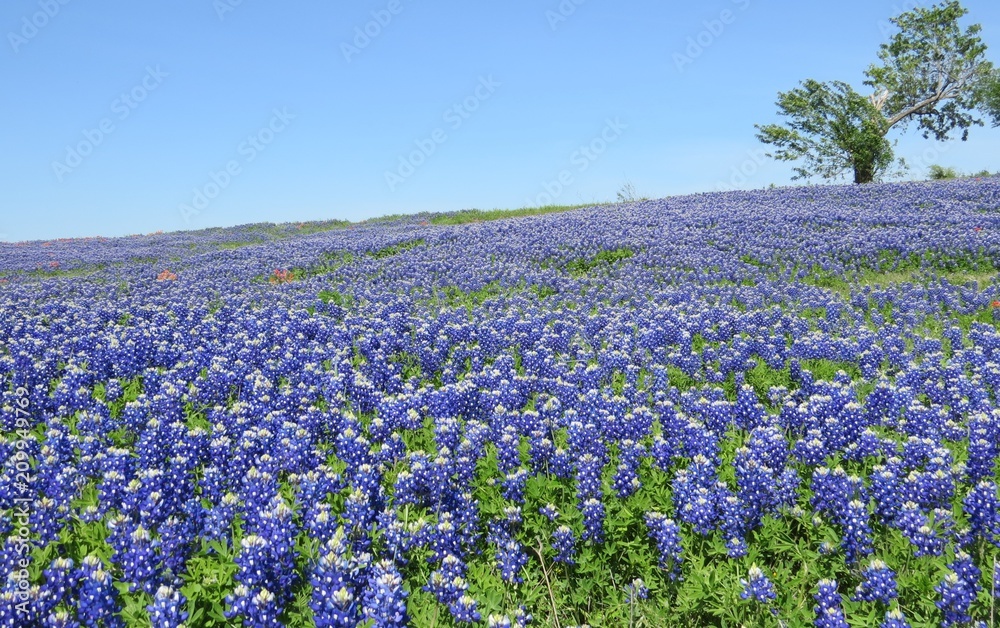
[991,300,1000,309]
[269,269,295,284]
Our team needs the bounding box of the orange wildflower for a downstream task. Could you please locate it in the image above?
[269,269,295,284]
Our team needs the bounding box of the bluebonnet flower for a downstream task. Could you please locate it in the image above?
[650,435,677,472]
[813,579,847,628]
[240,588,282,628]
[12,169,1000,628]
[40,557,75,614]
[452,447,478,488]
[512,605,533,627]
[934,572,975,627]
[575,453,603,503]
[226,520,298,624]
[43,610,82,628]
[840,499,873,564]
[880,608,911,628]
[310,528,362,628]
[793,431,828,467]
[487,615,513,628]
[146,585,188,628]
[495,538,529,584]
[551,525,576,565]
[425,554,468,606]
[238,502,298,597]
[428,514,462,564]
[361,560,408,627]
[306,504,339,547]
[965,435,996,484]
[963,480,1000,545]
[112,523,160,594]
[449,594,481,624]
[625,578,649,604]
[527,430,554,474]
[810,466,849,521]
[539,504,559,522]
[495,426,522,475]
[580,498,605,544]
[644,512,682,580]
[549,447,574,479]
[76,556,123,628]
[734,452,775,532]
[739,565,776,603]
[342,487,376,542]
[894,502,945,557]
[852,559,898,604]
[870,464,902,525]
[774,466,801,511]
[611,439,643,498]
[203,492,241,543]
[502,467,529,504]
[949,551,981,596]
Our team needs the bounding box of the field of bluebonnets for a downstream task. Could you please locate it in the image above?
[5,179,1000,627]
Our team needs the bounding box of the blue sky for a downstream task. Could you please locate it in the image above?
[3,0,1000,241]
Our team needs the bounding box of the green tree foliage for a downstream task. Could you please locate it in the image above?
[976,69,1000,125]
[755,81,893,184]
[757,1,996,184]
[927,164,960,180]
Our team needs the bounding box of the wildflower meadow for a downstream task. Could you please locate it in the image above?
[4,179,1000,626]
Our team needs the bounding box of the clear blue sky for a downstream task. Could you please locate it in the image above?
[3,0,1000,241]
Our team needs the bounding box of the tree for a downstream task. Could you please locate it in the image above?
[977,70,1000,125]
[928,164,960,180]
[756,1,996,184]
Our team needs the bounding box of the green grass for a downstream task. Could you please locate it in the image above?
[429,203,601,226]
[429,281,507,311]
[286,219,352,235]
[791,248,998,298]
[248,219,352,238]
[26,263,107,279]
[567,247,634,276]
[214,241,264,250]
[544,247,636,277]
[369,238,425,259]
[418,280,569,313]
[316,289,355,309]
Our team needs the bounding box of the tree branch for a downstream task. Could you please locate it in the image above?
[885,89,957,128]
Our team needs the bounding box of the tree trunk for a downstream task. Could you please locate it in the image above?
[853,159,875,184]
